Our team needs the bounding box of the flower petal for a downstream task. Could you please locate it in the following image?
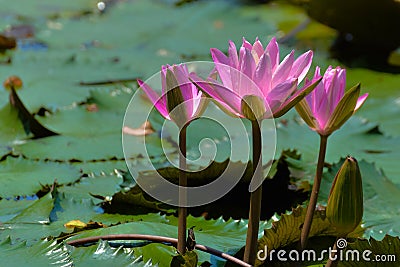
[252,37,265,59]
[138,79,170,119]
[273,76,322,118]
[266,37,279,71]
[211,50,233,89]
[254,52,272,96]
[228,40,239,68]
[242,37,253,50]
[355,93,368,111]
[239,47,256,80]
[272,50,294,88]
[332,67,346,107]
[289,50,313,83]
[266,78,298,112]
[189,73,243,117]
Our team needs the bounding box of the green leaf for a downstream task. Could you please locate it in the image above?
[58,171,123,203]
[0,157,80,197]
[0,238,73,267]
[69,240,166,266]
[0,103,30,155]
[338,235,400,267]
[8,191,54,224]
[171,251,198,267]
[9,87,58,138]
[357,97,400,137]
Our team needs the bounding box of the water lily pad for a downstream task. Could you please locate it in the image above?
[0,157,80,197]
[0,238,73,267]
[357,97,400,137]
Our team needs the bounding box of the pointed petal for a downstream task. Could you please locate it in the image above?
[314,91,330,129]
[189,73,243,117]
[268,78,298,103]
[266,78,297,112]
[289,50,313,83]
[266,37,279,71]
[171,64,195,116]
[211,52,233,89]
[332,68,346,107]
[239,47,256,80]
[228,40,239,68]
[242,37,253,50]
[211,48,230,66]
[272,50,294,88]
[272,76,322,118]
[355,93,368,111]
[252,38,265,59]
[138,79,170,119]
[254,52,272,95]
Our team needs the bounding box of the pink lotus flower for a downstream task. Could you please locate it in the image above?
[190,37,320,120]
[138,64,208,127]
[296,66,369,136]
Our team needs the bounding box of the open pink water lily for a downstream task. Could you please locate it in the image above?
[296,66,369,136]
[190,37,320,120]
[138,64,208,127]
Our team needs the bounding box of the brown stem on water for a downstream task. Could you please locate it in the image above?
[300,134,328,249]
[177,124,188,254]
[67,234,251,267]
[243,119,263,264]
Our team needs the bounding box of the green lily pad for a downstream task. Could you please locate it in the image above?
[58,171,123,203]
[0,238,73,267]
[357,97,400,137]
[70,240,158,267]
[8,191,54,224]
[0,191,64,245]
[0,103,30,152]
[0,157,80,197]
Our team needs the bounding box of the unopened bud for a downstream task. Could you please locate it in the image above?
[326,156,363,236]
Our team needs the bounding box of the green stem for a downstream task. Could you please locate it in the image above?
[177,124,188,254]
[243,119,263,264]
[300,134,328,249]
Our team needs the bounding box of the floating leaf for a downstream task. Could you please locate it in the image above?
[0,238,73,267]
[9,87,58,138]
[0,157,80,197]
